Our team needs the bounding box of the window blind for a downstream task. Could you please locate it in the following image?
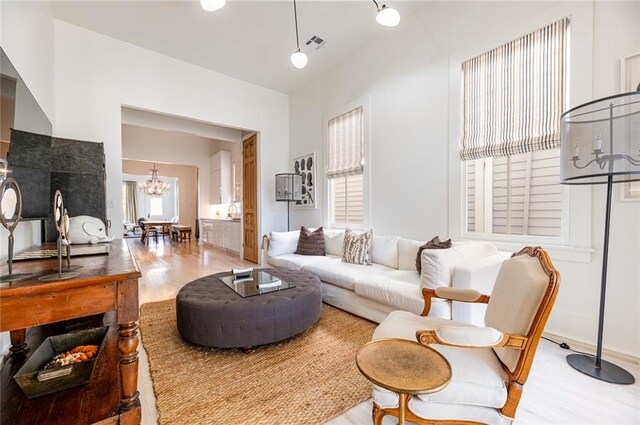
[328,107,364,179]
[492,149,562,237]
[331,174,364,225]
[461,18,569,160]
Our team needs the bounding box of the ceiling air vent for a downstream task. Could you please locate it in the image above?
[305,36,327,50]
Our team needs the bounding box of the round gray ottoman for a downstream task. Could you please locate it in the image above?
[176,268,322,349]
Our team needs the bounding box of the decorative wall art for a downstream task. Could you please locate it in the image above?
[620,52,640,201]
[292,152,316,209]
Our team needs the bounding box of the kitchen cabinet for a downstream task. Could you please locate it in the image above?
[209,151,231,204]
[201,219,241,253]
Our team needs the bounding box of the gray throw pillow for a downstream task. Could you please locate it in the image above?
[342,228,373,265]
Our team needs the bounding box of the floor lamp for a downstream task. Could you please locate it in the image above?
[560,91,639,384]
[275,173,302,231]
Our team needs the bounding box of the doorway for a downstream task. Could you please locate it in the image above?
[242,134,258,263]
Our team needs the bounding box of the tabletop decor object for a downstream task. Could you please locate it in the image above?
[0,178,36,283]
[356,338,451,425]
[560,91,639,384]
[38,191,81,282]
[275,173,302,230]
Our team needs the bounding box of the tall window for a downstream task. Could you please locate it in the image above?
[149,197,163,216]
[463,18,569,238]
[328,107,365,227]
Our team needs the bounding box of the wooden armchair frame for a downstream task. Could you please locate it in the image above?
[372,247,560,425]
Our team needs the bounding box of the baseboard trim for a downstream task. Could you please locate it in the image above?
[543,331,640,365]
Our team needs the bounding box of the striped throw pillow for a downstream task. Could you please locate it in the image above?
[342,228,373,265]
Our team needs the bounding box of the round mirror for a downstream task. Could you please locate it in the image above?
[1,187,17,220]
[53,190,65,233]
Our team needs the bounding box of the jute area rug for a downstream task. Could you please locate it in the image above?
[140,300,377,424]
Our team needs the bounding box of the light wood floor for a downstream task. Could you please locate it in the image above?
[131,239,640,425]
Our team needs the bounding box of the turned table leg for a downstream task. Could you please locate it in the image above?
[118,321,140,412]
[9,328,28,357]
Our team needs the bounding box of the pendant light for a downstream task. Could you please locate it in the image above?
[138,163,170,197]
[290,0,307,69]
[372,0,400,27]
[201,0,226,12]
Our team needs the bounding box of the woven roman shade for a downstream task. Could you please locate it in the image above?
[461,18,569,160]
[328,107,364,179]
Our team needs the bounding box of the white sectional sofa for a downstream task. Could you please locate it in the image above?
[264,229,511,326]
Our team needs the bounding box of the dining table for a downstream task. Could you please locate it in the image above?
[140,220,174,246]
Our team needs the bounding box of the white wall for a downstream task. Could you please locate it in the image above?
[122,124,218,215]
[289,1,640,357]
[54,20,290,242]
[0,0,56,358]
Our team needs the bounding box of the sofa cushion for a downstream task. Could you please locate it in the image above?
[268,230,300,257]
[398,238,425,271]
[354,270,425,315]
[416,236,452,273]
[302,258,393,291]
[373,311,508,409]
[342,228,373,265]
[267,253,337,271]
[324,229,345,256]
[421,242,497,290]
[371,235,400,269]
[295,226,326,256]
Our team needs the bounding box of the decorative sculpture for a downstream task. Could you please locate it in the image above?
[0,178,35,282]
[38,191,81,281]
[67,215,114,245]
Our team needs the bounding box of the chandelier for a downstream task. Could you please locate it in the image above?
[138,163,170,197]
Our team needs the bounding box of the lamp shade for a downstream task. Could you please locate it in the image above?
[560,91,640,185]
[275,173,302,202]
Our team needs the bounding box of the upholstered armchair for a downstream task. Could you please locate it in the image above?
[370,247,560,425]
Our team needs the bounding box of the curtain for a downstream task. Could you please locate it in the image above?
[124,181,138,224]
[460,18,569,160]
[327,107,364,178]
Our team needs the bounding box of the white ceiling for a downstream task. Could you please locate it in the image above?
[51,0,421,94]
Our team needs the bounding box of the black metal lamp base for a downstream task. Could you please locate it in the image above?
[567,354,635,384]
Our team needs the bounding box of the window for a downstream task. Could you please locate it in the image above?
[149,197,163,216]
[327,107,365,227]
[331,174,364,225]
[463,18,569,239]
[467,149,562,237]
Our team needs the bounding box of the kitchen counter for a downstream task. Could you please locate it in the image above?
[201,219,242,253]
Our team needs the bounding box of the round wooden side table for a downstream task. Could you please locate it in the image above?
[356,338,452,425]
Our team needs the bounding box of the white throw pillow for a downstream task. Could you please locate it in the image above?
[371,235,400,269]
[397,238,425,271]
[268,231,300,257]
[420,242,498,289]
[324,229,345,256]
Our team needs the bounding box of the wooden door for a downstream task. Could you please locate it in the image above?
[242,135,258,263]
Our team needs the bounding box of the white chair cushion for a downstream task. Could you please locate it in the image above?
[267,231,301,257]
[373,392,512,425]
[373,310,508,409]
[421,242,498,290]
[267,254,337,271]
[354,270,425,315]
[397,238,425,271]
[485,254,549,372]
[371,235,401,269]
[324,229,345,256]
[302,258,393,291]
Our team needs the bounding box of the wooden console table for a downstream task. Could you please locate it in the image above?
[0,239,141,425]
